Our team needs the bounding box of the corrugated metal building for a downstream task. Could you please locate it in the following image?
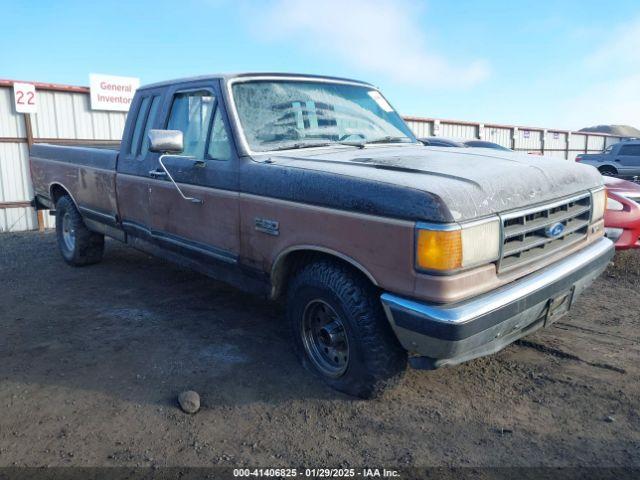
[0,79,629,233]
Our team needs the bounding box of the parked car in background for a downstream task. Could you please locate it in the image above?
[576,140,640,178]
[603,176,640,249]
[463,140,512,151]
[417,137,466,147]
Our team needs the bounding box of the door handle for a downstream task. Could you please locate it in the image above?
[149,169,168,178]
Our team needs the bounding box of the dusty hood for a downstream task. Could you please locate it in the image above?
[264,145,604,221]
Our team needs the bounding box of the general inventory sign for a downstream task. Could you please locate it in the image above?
[89,74,140,111]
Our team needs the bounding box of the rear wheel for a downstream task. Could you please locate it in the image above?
[55,195,104,266]
[599,166,618,177]
[287,260,407,398]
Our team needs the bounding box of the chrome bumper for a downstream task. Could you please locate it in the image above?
[381,237,614,369]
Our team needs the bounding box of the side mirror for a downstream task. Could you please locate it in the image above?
[148,129,184,154]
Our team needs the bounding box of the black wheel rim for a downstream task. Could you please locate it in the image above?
[301,300,349,378]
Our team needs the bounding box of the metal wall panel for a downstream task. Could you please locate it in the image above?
[0,87,26,138]
[405,119,433,138]
[545,131,567,150]
[604,136,622,148]
[0,142,36,232]
[440,122,476,139]
[568,133,587,150]
[30,90,126,140]
[483,126,512,148]
[587,135,606,152]
[515,129,543,152]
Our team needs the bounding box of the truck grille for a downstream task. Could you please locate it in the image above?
[498,193,592,272]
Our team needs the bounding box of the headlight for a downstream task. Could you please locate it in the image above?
[591,188,606,221]
[416,218,501,272]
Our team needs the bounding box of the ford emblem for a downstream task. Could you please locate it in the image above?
[545,222,565,238]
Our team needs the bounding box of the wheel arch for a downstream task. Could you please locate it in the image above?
[270,246,379,301]
[49,182,80,210]
[598,164,619,174]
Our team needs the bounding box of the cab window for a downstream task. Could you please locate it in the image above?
[167,90,215,158]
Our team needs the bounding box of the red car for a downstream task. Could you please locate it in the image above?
[603,177,640,249]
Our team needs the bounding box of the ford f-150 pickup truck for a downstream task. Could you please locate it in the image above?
[30,73,614,398]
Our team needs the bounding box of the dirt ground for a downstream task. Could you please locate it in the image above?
[0,231,638,468]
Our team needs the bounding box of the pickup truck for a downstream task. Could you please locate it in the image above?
[30,73,614,398]
[576,139,640,178]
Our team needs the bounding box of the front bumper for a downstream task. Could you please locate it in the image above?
[380,237,614,369]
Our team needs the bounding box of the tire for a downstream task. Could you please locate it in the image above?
[287,260,407,398]
[599,166,618,177]
[55,195,105,266]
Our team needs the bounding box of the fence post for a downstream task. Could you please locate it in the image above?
[23,113,44,232]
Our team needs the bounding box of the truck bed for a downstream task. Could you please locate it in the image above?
[30,144,120,225]
[31,143,119,170]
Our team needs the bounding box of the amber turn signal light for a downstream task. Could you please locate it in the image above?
[416,229,463,271]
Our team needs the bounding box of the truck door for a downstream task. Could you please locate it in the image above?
[116,92,163,238]
[148,84,240,264]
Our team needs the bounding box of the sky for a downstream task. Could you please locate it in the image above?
[1,0,639,130]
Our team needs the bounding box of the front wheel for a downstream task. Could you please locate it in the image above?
[287,260,407,398]
[55,195,105,266]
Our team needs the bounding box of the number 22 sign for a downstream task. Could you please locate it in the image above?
[13,82,37,113]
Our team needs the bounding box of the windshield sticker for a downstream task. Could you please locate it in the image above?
[367,91,394,112]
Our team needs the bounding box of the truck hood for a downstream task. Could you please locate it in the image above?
[264,145,604,221]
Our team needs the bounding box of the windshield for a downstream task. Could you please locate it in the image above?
[231,80,416,152]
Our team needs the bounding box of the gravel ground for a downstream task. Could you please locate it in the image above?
[0,231,638,468]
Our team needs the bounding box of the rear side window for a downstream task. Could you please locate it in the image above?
[129,96,151,156]
[128,95,161,157]
[619,144,640,156]
[167,90,215,158]
[140,96,162,156]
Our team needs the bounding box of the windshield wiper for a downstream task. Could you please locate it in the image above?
[270,141,365,151]
[270,142,334,151]
[364,136,412,145]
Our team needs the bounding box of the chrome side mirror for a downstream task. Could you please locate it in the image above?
[146,129,203,205]
[148,129,184,154]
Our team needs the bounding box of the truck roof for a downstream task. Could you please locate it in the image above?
[139,72,374,91]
